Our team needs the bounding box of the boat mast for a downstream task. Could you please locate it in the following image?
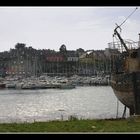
[138,33,140,48]
[114,25,129,53]
[113,7,138,54]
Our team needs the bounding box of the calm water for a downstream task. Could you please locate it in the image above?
[0,86,129,123]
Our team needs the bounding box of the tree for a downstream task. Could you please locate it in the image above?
[76,48,85,53]
[76,48,85,56]
[59,44,67,53]
[15,43,26,49]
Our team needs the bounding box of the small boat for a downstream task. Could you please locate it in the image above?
[21,82,38,89]
[0,83,6,89]
[59,83,76,89]
[6,83,16,89]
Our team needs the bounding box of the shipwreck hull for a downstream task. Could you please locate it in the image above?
[112,89,134,109]
[111,72,140,115]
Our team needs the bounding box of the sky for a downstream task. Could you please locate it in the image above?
[0,6,140,52]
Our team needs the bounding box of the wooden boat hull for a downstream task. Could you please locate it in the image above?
[111,72,140,113]
[112,88,134,108]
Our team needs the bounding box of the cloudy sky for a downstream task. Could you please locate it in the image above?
[0,6,140,52]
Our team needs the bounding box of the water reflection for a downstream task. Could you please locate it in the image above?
[0,86,129,123]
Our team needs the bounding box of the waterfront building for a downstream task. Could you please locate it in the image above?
[66,50,79,76]
[0,42,115,77]
[4,43,42,77]
[45,51,65,76]
[0,51,9,77]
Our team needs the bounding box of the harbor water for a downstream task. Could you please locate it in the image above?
[0,86,129,123]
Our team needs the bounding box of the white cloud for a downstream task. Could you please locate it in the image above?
[0,7,139,52]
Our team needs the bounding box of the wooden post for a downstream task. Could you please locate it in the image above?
[129,107,134,116]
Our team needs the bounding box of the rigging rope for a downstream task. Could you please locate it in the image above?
[113,7,138,52]
[119,7,138,28]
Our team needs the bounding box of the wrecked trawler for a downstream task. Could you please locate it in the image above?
[108,7,140,116]
[109,23,140,115]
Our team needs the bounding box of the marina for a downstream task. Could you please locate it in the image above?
[0,75,110,90]
[0,7,139,132]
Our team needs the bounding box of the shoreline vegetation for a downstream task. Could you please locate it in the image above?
[0,116,140,132]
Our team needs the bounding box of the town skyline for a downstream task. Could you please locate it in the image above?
[0,42,114,77]
[0,6,140,52]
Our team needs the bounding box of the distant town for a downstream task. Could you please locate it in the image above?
[0,43,120,78]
